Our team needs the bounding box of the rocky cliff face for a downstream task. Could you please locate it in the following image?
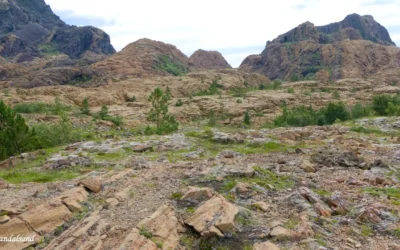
[240,14,399,81]
[0,0,115,62]
[189,49,231,69]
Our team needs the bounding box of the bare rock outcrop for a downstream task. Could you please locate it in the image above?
[185,195,239,237]
[190,49,231,70]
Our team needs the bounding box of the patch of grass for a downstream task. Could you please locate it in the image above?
[186,207,196,214]
[315,233,328,247]
[287,88,295,94]
[361,225,373,237]
[350,126,382,134]
[312,188,332,197]
[139,227,153,239]
[221,180,237,192]
[364,187,400,199]
[170,192,183,200]
[391,228,400,238]
[235,213,254,227]
[223,166,294,191]
[0,170,81,184]
[283,219,299,230]
[223,193,236,202]
[94,152,126,161]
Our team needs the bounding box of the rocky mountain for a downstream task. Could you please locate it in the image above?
[240,14,400,82]
[93,38,192,79]
[0,0,115,62]
[189,49,231,69]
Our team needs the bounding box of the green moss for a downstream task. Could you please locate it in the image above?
[170,192,183,200]
[186,207,196,214]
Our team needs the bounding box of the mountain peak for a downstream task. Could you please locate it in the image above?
[189,49,232,69]
[0,0,115,62]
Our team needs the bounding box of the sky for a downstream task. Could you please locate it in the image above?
[45,0,400,67]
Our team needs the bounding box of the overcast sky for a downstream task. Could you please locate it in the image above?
[45,0,400,67]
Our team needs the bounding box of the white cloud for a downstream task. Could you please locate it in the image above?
[45,0,400,67]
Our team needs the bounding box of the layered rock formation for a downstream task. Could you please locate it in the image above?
[189,49,231,69]
[0,0,115,62]
[240,14,400,82]
[93,38,192,79]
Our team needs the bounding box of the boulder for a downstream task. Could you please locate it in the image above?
[299,160,317,173]
[0,217,39,250]
[119,228,158,250]
[326,191,349,215]
[270,226,293,241]
[79,178,102,193]
[137,205,181,250]
[185,195,238,237]
[251,202,270,212]
[298,187,332,217]
[0,215,10,224]
[181,186,214,204]
[132,145,153,153]
[19,201,73,235]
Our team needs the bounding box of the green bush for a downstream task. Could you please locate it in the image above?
[274,105,317,127]
[236,99,243,104]
[80,98,90,115]
[14,102,48,114]
[147,87,179,134]
[193,79,223,96]
[99,105,109,120]
[14,98,72,115]
[322,102,350,124]
[274,102,350,127]
[259,83,266,90]
[386,102,400,116]
[373,94,400,116]
[33,121,85,149]
[332,90,340,99]
[175,99,183,107]
[0,101,37,161]
[287,88,295,94]
[244,111,251,125]
[266,80,282,90]
[208,110,216,126]
[351,103,372,119]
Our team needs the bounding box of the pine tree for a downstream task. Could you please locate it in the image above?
[244,111,251,125]
[0,101,37,160]
[99,105,109,120]
[80,98,90,115]
[147,87,179,134]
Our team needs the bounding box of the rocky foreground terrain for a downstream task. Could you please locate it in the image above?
[0,114,400,250]
[1,1,400,250]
